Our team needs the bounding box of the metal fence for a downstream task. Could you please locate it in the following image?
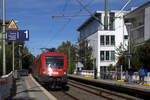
[76,70,150,83]
[0,71,13,100]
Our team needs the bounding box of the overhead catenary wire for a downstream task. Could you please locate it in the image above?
[46,19,72,48]
[51,0,102,49]
[62,0,70,12]
[52,14,90,18]
[76,0,96,13]
[75,0,103,26]
[51,0,101,46]
[52,0,103,25]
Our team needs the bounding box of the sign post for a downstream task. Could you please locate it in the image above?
[7,19,29,71]
[2,0,6,75]
[7,19,18,72]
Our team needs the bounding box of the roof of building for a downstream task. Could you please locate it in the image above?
[77,11,101,31]
[124,1,150,18]
[77,10,126,31]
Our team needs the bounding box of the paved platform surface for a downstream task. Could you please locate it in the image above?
[11,75,57,100]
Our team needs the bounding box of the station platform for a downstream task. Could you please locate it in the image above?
[11,74,57,100]
[68,74,150,99]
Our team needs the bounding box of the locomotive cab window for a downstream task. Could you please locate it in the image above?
[45,56,64,68]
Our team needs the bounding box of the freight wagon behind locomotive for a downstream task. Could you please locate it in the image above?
[32,52,67,89]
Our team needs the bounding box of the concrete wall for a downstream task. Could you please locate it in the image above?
[145,7,150,41]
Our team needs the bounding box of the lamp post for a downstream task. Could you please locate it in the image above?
[18,45,23,70]
[2,0,6,75]
[125,22,132,82]
[90,39,97,79]
[12,42,15,71]
[12,21,18,71]
[125,22,132,69]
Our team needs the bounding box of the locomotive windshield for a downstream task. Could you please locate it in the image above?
[45,56,64,68]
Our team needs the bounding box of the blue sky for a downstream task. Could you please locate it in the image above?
[0,0,149,56]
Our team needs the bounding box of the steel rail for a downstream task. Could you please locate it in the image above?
[68,82,114,100]
[62,91,79,100]
[69,80,138,100]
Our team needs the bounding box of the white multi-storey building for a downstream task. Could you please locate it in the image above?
[124,1,150,47]
[77,10,128,77]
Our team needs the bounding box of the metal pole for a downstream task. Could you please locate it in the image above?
[125,23,132,69]
[68,46,71,74]
[128,25,131,69]
[19,45,22,70]
[12,41,14,71]
[94,58,97,79]
[21,55,22,70]
[121,65,123,80]
[104,0,108,30]
[19,46,21,70]
[125,22,132,82]
[2,0,6,75]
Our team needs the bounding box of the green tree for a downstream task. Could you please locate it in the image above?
[77,39,93,70]
[57,41,76,74]
[134,39,150,70]
[0,43,13,75]
[108,64,115,71]
[117,39,150,71]
[22,46,34,70]
[116,43,129,70]
[0,41,34,75]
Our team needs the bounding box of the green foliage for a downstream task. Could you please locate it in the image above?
[108,64,115,71]
[0,43,13,75]
[0,41,34,75]
[117,39,150,71]
[22,46,34,70]
[77,39,93,70]
[57,41,76,74]
[134,39,150,70]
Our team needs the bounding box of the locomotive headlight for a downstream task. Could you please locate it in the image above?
[64,71,67,75]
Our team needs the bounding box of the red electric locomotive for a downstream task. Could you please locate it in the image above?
[32,52,67,89]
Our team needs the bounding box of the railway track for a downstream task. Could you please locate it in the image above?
[46,79,142,100]
[48,87,79,100]
[68,80,142,100]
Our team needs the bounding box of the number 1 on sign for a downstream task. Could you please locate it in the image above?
[25,30,28,39]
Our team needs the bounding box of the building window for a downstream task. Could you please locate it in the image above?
[106,36,109,45]
[111,51,115,61]
[111,35,115,45]
[100,51,104,61]
[106,51,109,60]
[124,35,128,39]
[100,35,115,46]
[100,35,104,45]
[100,51,115,61]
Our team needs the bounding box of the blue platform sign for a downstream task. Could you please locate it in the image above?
[7,30,18,41]
[18,30,29,41]
[124,53,134,58]
[7,30,29,41]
